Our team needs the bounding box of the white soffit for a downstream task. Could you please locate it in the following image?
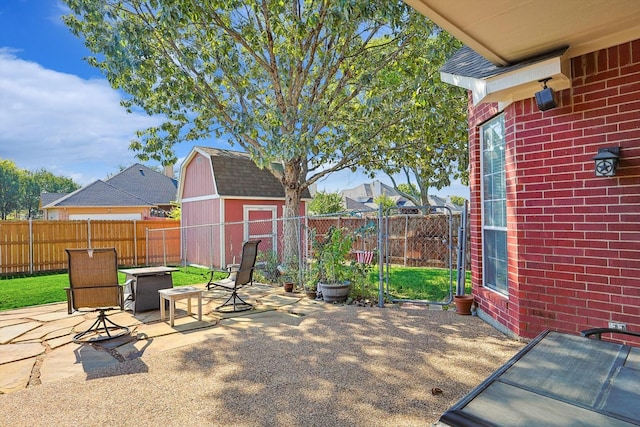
[404,0,640,66]
[441,53,570,108]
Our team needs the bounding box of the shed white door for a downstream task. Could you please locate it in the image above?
[243,206,276,253]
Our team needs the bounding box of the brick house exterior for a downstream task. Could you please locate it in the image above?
[406,1,640,340]
[466,43,640,339]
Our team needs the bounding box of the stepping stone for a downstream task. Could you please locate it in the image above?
[0,342,45,364]
[0,322,42,344]
[0,358,37,393]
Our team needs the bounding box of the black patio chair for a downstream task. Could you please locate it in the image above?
[205,240,261,313]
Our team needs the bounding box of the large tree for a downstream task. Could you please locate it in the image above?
[0,159,21,219]
[352,30,468,209]
[21,169,80,218]
[62,0,436,257]
[308,190,344,215]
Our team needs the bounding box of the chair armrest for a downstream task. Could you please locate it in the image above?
[203,268,232,284]
[581,328,640,340]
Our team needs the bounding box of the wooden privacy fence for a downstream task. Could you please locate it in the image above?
[0,219,181,275]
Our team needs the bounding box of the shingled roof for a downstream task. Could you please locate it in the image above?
[440,45,569,80]
[105,163,177,205]
[42,163,177,208]
[44,180,153,207]
[197,147,312,199]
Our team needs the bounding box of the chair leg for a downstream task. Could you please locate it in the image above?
[73,309,130,343]
[215,290,253,313]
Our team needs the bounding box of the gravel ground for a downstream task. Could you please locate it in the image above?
[0,305,524,427]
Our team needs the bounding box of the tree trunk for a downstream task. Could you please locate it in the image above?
[420,186,430,215]
[281,160,304,280]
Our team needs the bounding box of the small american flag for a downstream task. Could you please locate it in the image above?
[356,251,374,264]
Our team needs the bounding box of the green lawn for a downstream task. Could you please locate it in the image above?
[382,266,472,302]
[0,266,216,311]
[0,265,471,311]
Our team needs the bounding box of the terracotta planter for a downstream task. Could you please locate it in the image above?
[319,282,350,303]
[454,295,474,315]
[283,282,294,293]
[304,288,317,299]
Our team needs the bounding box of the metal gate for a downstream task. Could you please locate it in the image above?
[378,204,468,307]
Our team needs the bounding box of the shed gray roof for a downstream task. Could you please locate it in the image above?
[197,147,312,199]
[440,45,569,80]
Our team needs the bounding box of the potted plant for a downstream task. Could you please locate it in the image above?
[303,280,319,299]
[277,257,299,293]
[313,226,354,303]
[453,270,473,315]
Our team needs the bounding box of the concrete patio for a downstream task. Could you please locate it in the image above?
[0,282,527,426]
[0,282,330,394]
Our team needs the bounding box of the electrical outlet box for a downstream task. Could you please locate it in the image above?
[608,321,627,331]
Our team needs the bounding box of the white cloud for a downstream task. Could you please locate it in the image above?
[0,49,162,184]
[0,50,470,198]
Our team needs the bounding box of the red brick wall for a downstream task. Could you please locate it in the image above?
[468,40,640,340]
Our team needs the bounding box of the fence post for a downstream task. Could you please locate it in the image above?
[133,220,138,266]
[377,205,384,308]
[29,219,34,274]
[87,219,92,248]
[403,215,409,266]
[145,227,149,265]
[162,229,167,266]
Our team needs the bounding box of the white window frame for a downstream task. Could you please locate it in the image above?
[481,115,508,294]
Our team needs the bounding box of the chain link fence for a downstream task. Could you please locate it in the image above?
[147,207,468,303]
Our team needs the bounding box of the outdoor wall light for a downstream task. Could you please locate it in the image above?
[593,147,620,177]
[535,78,557,111]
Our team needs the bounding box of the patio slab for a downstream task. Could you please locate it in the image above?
[0,283,333,394]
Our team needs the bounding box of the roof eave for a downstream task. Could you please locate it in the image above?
[441,54,571,110]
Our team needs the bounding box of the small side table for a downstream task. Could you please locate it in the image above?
[158,286,204,327]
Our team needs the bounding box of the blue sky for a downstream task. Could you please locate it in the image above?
[0,1,468,198]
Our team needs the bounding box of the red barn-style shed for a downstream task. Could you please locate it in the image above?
[178,147,310,268]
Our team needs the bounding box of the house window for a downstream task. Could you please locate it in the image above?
[481,115,507,294]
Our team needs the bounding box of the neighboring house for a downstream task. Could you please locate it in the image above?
[41,163,177,220]
[344,196,373,213]
[178,147,311,268]
[406,1,640,339]
[340,180,462,213]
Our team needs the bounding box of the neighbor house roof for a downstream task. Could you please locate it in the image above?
[344,197,373,212]
[40,192,68,208]
[195,147,312,199]
[42,163,177,208]
[44,180,154,207]
[341,181,461,212]
[105,163,177,206]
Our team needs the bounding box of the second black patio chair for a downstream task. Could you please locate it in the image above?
[205,240,261,313]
